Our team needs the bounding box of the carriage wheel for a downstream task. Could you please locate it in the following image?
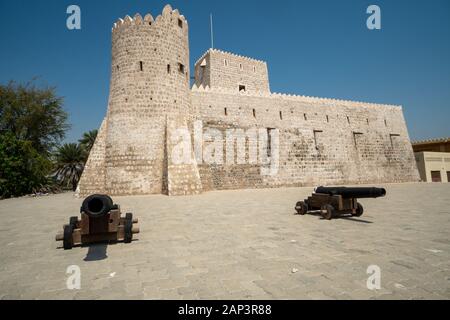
[295,201,308,215]
[352,202,364,217]
[69,216,78,229]
[124,213,133,243]
[321,204,335,220]
[63,224,74,250]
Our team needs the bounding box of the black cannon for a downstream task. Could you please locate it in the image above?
[295,186,386,220]
[56,194,140,249]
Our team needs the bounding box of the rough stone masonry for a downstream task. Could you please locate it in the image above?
[76,4,420,197]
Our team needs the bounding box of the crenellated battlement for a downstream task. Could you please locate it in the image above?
[194,48,266,67]
[111,4,188,32]
[191,84,401,110]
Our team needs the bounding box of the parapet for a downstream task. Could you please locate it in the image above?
[111,4,188,33]
[194,48,266,67]
[191,84,401,110]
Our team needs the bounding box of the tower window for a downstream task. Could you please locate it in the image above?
[239,85,246,92]
[224,108,228,116]
[279,111,283,120]
[353,132,363,148]
[139,61,143,71]
[252,109,256,118]
[367,118,369,125]
[326,115,329,122]
[178,63,185,73]
[178,18,183,28]
[389,133,400,148]
[267,128,275,157]
[313,130,323,150]
[167,64,171,74]
[116,65,119,71]
[239,63,243,71]
[347,116,350,124]
[224,59,228,66]
[304,113,307,121]
[253,66,256,72]
[384,119,387,126]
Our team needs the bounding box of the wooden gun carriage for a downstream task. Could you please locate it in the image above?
[295,186,386,220]
[56,194,139,249]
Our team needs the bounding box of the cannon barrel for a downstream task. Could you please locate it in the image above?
[315,186,386,199]
[81,194,114,218]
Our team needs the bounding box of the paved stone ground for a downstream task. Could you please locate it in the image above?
[0,183,449,300]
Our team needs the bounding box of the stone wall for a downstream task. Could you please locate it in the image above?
[76,119,107,195]
[191,87,420,191]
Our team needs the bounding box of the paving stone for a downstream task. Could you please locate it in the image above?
[0,183,449,299]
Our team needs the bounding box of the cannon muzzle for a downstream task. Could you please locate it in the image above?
[315,186,386,199]
[81,194,114,218]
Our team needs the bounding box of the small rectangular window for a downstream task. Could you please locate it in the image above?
[253,66,256,72]
[326,115,329,123]
[304,113,307,121]
[353,132,363,148]
[224,59,228,66]
[178,63,185,73]
[239,63,243,71]
[384,119,387,126]
[178,18,183,28]
[239,85,246,92]
[389,133,400,148]
[224,108,228,116]
[139,61,143,71]
[347,116,350,124]
[167,64,171,74]
[431,171,442,182]
[313,130,323,150]
[279,111,283,120]
[267,128,275,157]
[252,109,256,118]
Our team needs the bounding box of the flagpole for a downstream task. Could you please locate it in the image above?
[210,13,214,49]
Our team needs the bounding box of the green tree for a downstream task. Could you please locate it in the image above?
[78,129,97,155]
[0,133,51,198]
[0,80,70,155]
[52,143,86,191]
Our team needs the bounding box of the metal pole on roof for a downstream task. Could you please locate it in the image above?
[210,13,214,49]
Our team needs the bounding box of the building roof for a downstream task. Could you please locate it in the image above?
[411,137,450,145]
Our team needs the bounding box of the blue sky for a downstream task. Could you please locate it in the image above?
[0,0,449,142]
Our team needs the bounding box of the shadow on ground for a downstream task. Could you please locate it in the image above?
[83,243,108,261]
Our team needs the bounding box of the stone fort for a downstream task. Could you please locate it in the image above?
[77,4,420,197]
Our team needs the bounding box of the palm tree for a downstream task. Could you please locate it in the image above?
[78,129,98,154]
[53,143,86,191]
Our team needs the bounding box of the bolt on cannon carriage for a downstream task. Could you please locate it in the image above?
[56,194,140,249]
[295,186,386,220]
